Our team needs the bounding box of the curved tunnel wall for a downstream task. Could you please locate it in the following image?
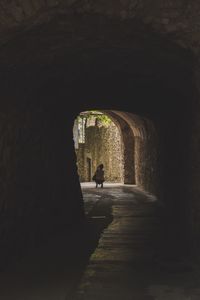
[0,1,198,262]
[102,110,135,185]
[110,111,158,195]
[103,110,159,195]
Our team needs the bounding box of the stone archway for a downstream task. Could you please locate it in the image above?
[73,109,158,194]
[73,110,125,184]
[104,110,158,194]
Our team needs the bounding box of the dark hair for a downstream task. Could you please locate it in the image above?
[99,164,104,169]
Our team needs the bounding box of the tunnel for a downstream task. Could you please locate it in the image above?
[0,1,199,299]
[74,109,158,190]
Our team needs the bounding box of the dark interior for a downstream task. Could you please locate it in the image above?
[0,2,199,294]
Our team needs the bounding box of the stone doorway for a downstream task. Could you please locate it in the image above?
[86,157,92,182]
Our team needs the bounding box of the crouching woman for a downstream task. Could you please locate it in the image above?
[92,164,105,188]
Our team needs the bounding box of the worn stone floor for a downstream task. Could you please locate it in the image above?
[74,183,200,300]
[0,183,200,299]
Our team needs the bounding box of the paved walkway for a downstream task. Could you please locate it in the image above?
[74,183,200,300]
[0,184,200,299]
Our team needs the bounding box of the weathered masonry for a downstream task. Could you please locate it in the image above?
[74,110,157,191]
[74,112,124,183]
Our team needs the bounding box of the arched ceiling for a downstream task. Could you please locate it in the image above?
[0,0,199,52]
[0,0,198,68]
[0,0,197,121]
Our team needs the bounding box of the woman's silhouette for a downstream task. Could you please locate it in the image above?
[93,164,105,188]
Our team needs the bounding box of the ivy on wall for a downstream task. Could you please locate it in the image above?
[79,111,112,127]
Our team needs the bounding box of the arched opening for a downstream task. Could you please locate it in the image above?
[73,109,159,197]
[73,110,125,184]
[73,111,135,184]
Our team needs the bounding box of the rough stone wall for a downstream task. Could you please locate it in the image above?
[134,134,158,196]
[109,115,135,185]
[110,111,159,196]
[0,0,200,49]
[75,144,85,182]
[0,0,200,66]
[76,123,124,183]
[121,124,135,185]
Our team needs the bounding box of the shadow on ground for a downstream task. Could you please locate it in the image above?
[0,195,113,300]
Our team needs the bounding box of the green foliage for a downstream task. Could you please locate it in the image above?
[78,111,112,126]
[95,114,112,126]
